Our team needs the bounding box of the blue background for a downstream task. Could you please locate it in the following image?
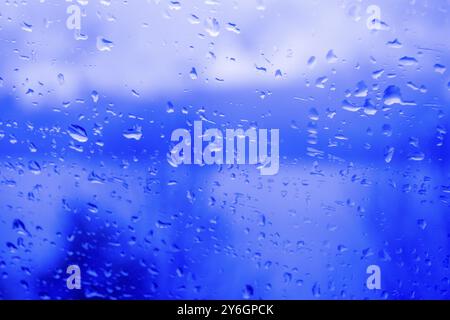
[0,0,450,299]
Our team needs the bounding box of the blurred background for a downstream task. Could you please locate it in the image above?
[0,0,450,299]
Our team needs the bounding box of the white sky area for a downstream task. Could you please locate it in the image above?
[0,0,449,103]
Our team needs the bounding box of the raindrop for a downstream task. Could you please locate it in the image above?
[274,69,282,79]
[383,85,415,106]
[386,38,402,48]
[307,56,316,68]
[384,146,395,163]
[169,1,181,10]
[354,81,368,97]
[242,285,254,299]
[408,151,425,161]
[57,73,65,85]
[68,124,89,143]
[417,219,427,230]
[189,67,198,80]
[131,89,140,97]
[156,220,172,229]
[166,101,175,113]
[96,36,114,52]
[326,50,338,63]
[315,76,328,88]
[341,100,360,112]
[363,99,377,115]
[372,69,384,79]
[312,282,321,297]
[226,22,240,34]
[399,56,418,66]
[28,161,41,175]
[188,14,200,25]
[382,124,392,137]
[205,17,220,37]
[12,219,31,237]
[22,22,33,32]
[123,126,143,140]
[434,64,446,74]
[91,90,99,103]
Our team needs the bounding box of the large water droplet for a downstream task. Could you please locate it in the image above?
[399,56,418,66]
[383,85,415,106]
[68,124,89,143]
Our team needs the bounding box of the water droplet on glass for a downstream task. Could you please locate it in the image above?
[386,38,402,48]
[68,124,89,143]
[274,69,282,79]
[205,17,220,37]
[189,67,198,80]
[12,219,31,236]
[307,56,316,68]
[312,282,321,298]
[123,126,143,140]
[399,56,418,66]
[408,151,425,161]
[383,85,415,106]
[57,73,65,85]
[417,219,427,230]
[242,285,254,299]
[91,90,99,103]
[434,64,446,74]
[22,22,33,32]
[226,22,240,34]
[384,146,395,163]
[28,161,41,175]
[326,50,338,63]
[166,101,175,113]
[96,36,114,52]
